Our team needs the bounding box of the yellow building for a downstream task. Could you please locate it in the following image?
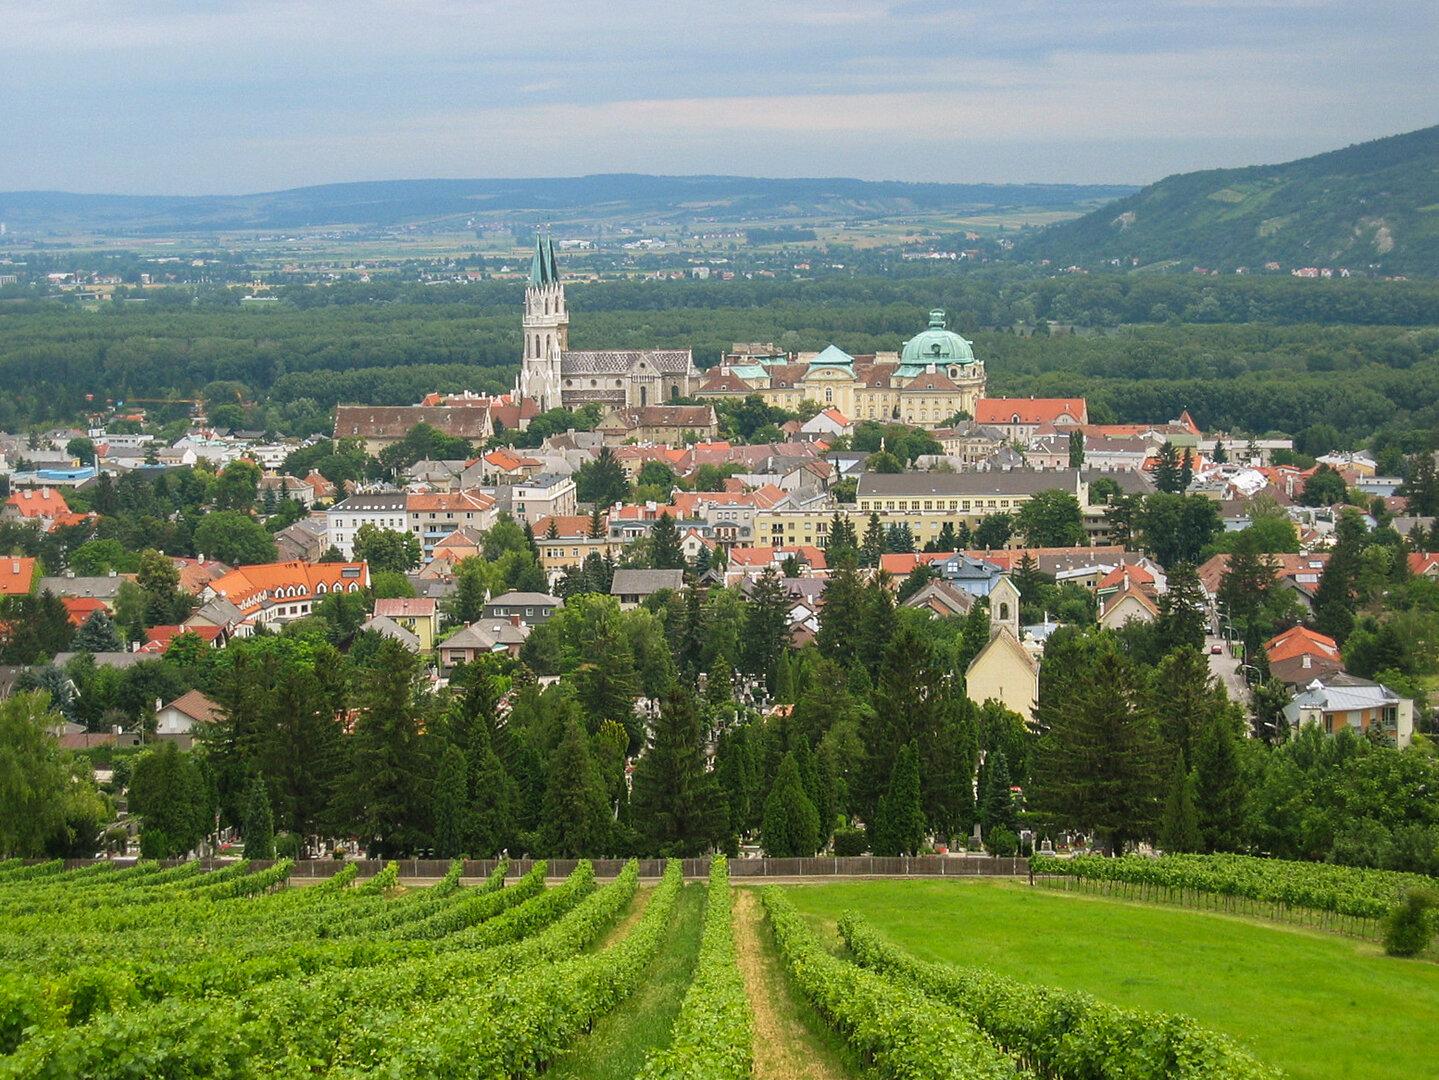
[372,597,439,652]
[697,310,986,428]
[964,577,1040,723]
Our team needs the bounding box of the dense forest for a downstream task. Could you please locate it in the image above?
[1,273,1437,443]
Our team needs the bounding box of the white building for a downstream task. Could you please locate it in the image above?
[326,492,409,559]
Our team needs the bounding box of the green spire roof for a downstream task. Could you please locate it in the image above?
[809,344,855,369]
[528,232,561,286]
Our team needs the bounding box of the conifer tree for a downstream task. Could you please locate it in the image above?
[1031,643,1165,854]
[937,520,958,551]
[432,744,469,858]
[816,562,866,669]
[572,621,640,740]
[630,687,724,856]
[677,586,706,678]
[649,512,685,570]
[873,742,925,856]
[539,718,612,856]
[1158,750,1201,853]
[72,609,123,654]
[242,774,274,859]
[860,513,885,567]
[1192,705,1244,852]
[761,751,820,857]
[469,725,520,856]
[1154,561,1207,655]
[979,749,1017,837]
[859,576,898,674]
[742,566,790,693]
[825,512,858,567]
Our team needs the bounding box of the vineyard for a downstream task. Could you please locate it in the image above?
[1,855,1432,1078]
[1029,852,1435,940]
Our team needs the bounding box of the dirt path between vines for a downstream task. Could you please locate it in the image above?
[732,889,850,1080]
[596,885,652,949]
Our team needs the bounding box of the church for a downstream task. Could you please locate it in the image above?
[515,235,701,412]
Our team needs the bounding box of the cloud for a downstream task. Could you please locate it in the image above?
[0,0,1432,190]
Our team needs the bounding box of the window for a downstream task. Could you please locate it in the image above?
[999,602,1010,621]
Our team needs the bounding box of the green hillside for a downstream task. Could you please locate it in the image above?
[1030,125,1439,275]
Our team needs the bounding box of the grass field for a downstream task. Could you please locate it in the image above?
[783,879,1439,1080]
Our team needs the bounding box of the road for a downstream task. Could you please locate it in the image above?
[1206,635,1250,706]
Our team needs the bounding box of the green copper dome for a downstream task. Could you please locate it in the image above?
[900,310,975,365]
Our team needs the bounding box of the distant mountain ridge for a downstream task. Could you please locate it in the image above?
[1030,125,1439,275]
[0,175,1134,235]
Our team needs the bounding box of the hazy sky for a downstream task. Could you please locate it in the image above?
[1,1,1434,194]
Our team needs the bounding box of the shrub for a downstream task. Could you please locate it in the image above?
[986,827,1018,857]
[833,826,867,856]
[1383,889,1438,957]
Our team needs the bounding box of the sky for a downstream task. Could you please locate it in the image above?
[0,0,1434,194]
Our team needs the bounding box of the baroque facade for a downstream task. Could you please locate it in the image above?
[516,235,701,412]
[695,309,987,428]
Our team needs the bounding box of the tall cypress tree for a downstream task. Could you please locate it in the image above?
[649,512,686,570]
[540,718,612,856]
[432,744,470,858]
[873,742,925,856]
[1157,750,1201,853]
[630,687,724,856]
[1192,706,1244,852]
[860,513,886,567]
[979,750,1017,837]
[761,751,819,857]
[816,563,866,669]
[242,774,274,859]
[743,566,790,694]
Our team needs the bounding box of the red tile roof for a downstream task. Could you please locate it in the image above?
[61,596,107,626]
[207,561,370,616]
[0,557,38,597]
[975,398,1088,426]
[1266,626,1341,665]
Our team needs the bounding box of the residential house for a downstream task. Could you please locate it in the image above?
[360,614,422,653]
[800,407,852,438]
[406,491,498,560]
[258,473,317,508]
[903,578,976,617]
[533,515,615,572]
[203,561,371,630]
[372,597,440,651]
[974,398,1088,440]
[463,448,544,487]
[326,492,409,559]
[4,487,86,531]
[1284,673,1413,748]
[439,619,530,669]
[611,568,684,608]
[36,571,126,608]
[596,405,719,446]
[273,517,330,562]
[1197,553,1330,612]
[154,690,224,749]
[1265,626,1345,688]
[483,591,562,626]
[493,473,577,525]
[172,556,232,596]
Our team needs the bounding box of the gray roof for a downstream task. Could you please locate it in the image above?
[360,615,421,651]
[443,620,529,650]
[330,492,408,512]
[561,349,693,376]
[610,569,685,596]
[189,597,244,627]
[487,591,563,607]
[54,651,149,670]
[1288,672,1403,713]
[39,575,128,600]
[858,470,1082,499]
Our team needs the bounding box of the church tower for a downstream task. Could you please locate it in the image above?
[988,576,1021,640]
[518,233,568,410]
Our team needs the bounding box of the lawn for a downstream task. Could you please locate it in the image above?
[783,879,1439,1080]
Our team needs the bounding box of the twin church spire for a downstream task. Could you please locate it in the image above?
[527,231,560,287]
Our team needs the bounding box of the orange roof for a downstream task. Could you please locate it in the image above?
[1266,626,1340,665]
[159,689,225,724]
[1408,552,1439,576]
[975,398,1087,426]
[172,556,232,594]
[206,561,370,616]
[727,545,827,570]
[533,514,600,539]
[142,624,223,652]
[878,552,952,576]
[0,557,38,597]
[6,487,70,519]
[483,448,540,471]
[406,491,495,513]
[61,596,107,626]
[1098,563,1156,591]
[373,597,437,618]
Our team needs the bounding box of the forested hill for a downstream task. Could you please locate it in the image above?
[0,175,1133,234]
[1029,125,1439,276]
